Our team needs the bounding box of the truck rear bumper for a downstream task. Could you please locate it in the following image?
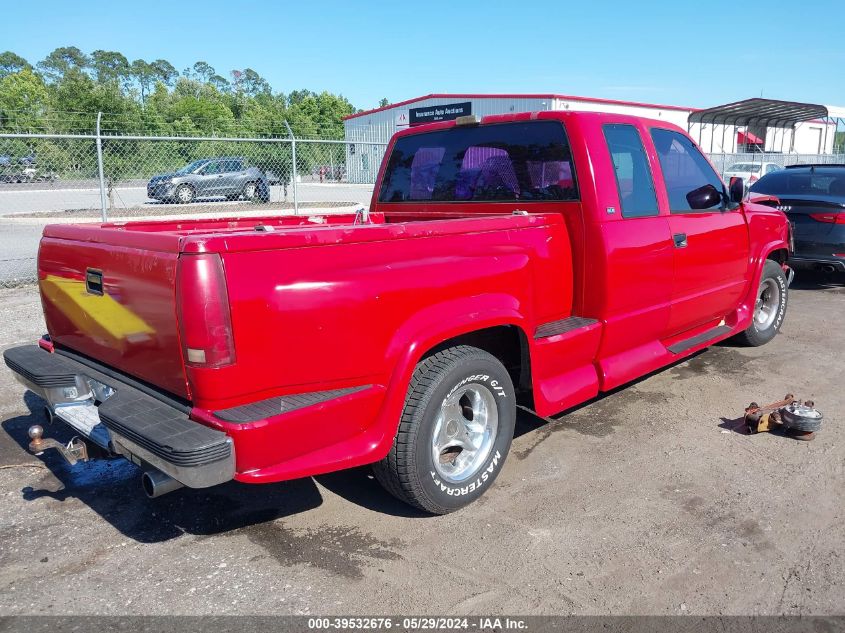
[3,345,234,489]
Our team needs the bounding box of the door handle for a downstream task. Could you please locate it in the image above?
[673,233,688,248]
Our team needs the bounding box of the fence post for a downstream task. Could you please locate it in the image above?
[95,112,108,222]
[284,120,299,215]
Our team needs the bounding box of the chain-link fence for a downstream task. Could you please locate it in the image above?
[0,121,387,288]
[707,152,845,177]
[0,132,386,220]
[2,117,843,289]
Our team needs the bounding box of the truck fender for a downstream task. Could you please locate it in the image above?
[369,293,530,461]
[735,239,790,330]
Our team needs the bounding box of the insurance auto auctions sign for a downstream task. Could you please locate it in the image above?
[409,102,472,125]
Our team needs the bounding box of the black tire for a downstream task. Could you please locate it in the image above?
[734,260,788,346]
[373,345,516,514]
[174,184,195,204]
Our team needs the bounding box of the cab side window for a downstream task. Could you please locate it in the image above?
[203,161,222,175]
[603,124,658,218]
[651,128,724,212]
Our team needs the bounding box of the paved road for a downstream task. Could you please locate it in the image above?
[0,182,375,286]
[0,274,842,616]
[0,182,374,216]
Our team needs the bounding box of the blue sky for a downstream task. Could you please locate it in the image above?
[2,0,843,111]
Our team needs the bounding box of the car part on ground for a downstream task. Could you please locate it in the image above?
[744,394,823,440]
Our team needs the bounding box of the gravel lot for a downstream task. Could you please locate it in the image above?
[0,274,842,616]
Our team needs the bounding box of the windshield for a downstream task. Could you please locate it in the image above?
[175,159,209,175]
[727,163,761,173]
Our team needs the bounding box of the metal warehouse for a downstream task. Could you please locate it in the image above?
[342,93,844,183]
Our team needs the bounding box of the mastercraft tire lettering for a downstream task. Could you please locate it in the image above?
[373,345,516,514]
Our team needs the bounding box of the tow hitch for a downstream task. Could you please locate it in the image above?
[744,394,823,441]
[27,423,90,465]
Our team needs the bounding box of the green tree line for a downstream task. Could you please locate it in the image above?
[0,47,360,138]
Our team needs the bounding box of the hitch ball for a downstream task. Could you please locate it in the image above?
[28,425,44,441]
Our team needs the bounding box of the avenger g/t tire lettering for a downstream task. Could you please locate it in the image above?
[373,345,516,514]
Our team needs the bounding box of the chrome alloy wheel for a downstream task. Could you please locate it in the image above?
[431,383,498,484]
[243,182,256,199]
[754,278,781,330]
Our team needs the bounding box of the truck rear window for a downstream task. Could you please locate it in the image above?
[378,121,578,203]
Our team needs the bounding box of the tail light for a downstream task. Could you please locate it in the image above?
[809,213,845,225]
[177,253,236,368]
[749,175,758,182]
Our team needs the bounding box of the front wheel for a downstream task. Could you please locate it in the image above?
[373,346,516,514]
[735,260,788,346]
[174,184,195,204]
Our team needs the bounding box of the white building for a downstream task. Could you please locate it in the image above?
[343,93,843,182]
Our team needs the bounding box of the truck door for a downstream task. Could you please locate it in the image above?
[596,123,674,362]
[649,128,750,335]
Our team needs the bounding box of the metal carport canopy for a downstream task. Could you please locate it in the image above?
[688,98,828,126]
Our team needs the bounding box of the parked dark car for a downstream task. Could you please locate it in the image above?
[750,164,845,274]
[147,157,270,204]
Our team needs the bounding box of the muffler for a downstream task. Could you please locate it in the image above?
[141,469,184,498]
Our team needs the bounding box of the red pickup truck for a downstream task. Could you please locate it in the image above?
[4,111,791,514]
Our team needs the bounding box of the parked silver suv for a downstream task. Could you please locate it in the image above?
[147,157,271,204]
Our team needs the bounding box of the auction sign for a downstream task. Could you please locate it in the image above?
[409,102,472,125]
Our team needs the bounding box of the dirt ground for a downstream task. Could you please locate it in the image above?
[0,273,842,616]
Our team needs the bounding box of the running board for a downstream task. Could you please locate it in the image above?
[535,316,598,339]
[666,324,733,355]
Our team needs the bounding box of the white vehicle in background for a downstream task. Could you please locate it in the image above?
[723,162,782,185]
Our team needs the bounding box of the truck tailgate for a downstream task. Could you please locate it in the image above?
[38,231,189,398]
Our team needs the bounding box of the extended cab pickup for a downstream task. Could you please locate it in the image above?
[4,111,791,513]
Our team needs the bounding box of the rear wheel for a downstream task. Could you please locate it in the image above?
[242,181,258,201]
[373,345,516,514]
[735,260,788,346]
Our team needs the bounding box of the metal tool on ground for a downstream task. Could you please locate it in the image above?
[744,394,823,440]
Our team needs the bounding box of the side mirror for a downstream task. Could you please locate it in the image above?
[686,183,722,210]
[729,177,745,204]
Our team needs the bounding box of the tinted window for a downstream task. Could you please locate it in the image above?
[378,121,578,203]
[603,124,658,218]
[728,163,761,173]
[751,170,845,198]
[220,159,243,172]
[651,128,724,212]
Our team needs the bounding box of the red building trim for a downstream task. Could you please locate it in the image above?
[343,92,699,121]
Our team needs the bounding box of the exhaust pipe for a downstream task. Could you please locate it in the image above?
[821,264,836,274]
[142,469,184,498]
